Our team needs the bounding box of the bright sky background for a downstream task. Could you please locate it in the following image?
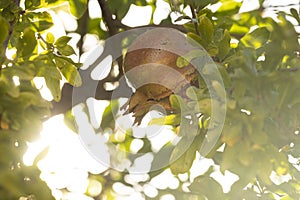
[23,0,299,199]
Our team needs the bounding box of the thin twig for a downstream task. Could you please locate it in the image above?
[190,5,200,35]
[1,0,21,73]
[98,0,187,34]
[3,0,21,51]
[264,3,300,9]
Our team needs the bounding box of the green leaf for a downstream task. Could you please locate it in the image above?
[55,57,82,86]
[0,16,9,45]
[88,18,109,40]
[64,110,77,132]
[15,62,36,80]
[174,15,192,23]
[232,80,246,99]
[176,56,189,68]
[69,0,87,18]
[240,27,270,49]
[54,36,71,47]
[184,23,196,33]
[108,0,131,19]
[170,136,199,174]
[35,56,62,79]
[290,8,300,25]
[198,16,214,45]
[134,0,147,6]
[230,23,249,35]
[247,153,272,186]
[249,130,268,145]
[7,81,19,98]
[56,44,76,56]
[60,64,81,86]
[17,28,37,58]
[25,0,41,10]
[148,114,181,126]
[19,92,42,107]
[1,68,20,97]
[46,32,54,44]
[28,12,53,32]
[0,0,11,9]
[220,145,238,173]
[187,32,204,46]
[44,77,61,101]
[189,175,224,199]
[242,48,257,75]
[207,43,219,56]
[216,63,231,88]
[196,0,218,9]
[217,29,231,60]
[212,80,225,98]
[216,0,242,16]
[221,122,242,147]
[169,94,189,112]
[195,98,211,115]
[186,86,204,100]
[169,94,181,110]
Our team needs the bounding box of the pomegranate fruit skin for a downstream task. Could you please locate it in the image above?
[123,28,199,124]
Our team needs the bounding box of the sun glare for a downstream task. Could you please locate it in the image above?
[24,114,108,199]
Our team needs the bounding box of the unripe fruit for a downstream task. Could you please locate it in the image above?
[123,28,199,124]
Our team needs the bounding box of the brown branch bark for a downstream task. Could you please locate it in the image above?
[3,0,20,55]
[98,0,119,35]
[115,20,187,33]
[190,5,200,35]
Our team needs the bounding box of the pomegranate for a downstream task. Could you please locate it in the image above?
[123,28,199,124]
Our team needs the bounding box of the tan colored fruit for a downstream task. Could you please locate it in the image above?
[123,28,199,124]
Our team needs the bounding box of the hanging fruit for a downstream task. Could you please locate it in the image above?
[123,28,199,124]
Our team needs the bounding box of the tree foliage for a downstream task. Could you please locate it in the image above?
[0,0,300,199]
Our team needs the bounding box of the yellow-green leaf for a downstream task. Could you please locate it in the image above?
[46,32,55,44]
[148,114,181,126]
[54,36,71,47]
[60,63,82,86]
[170,137,198,174]
[240,27,270,49]
[217,29,231,60]
[45,77,61,101]
[0,16,9,44]
[55,57,82,86]
[56,44,76,56]
[198,16,214,45]
[69,0,87,18]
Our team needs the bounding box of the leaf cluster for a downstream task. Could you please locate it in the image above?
[0,0,83,199]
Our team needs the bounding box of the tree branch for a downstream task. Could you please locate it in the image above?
[114,20,188,33]
[98,0,187,34]
[98,0,119,35]
[3,0,21,53]
[264,3,300,9]
[190,5,200,35]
